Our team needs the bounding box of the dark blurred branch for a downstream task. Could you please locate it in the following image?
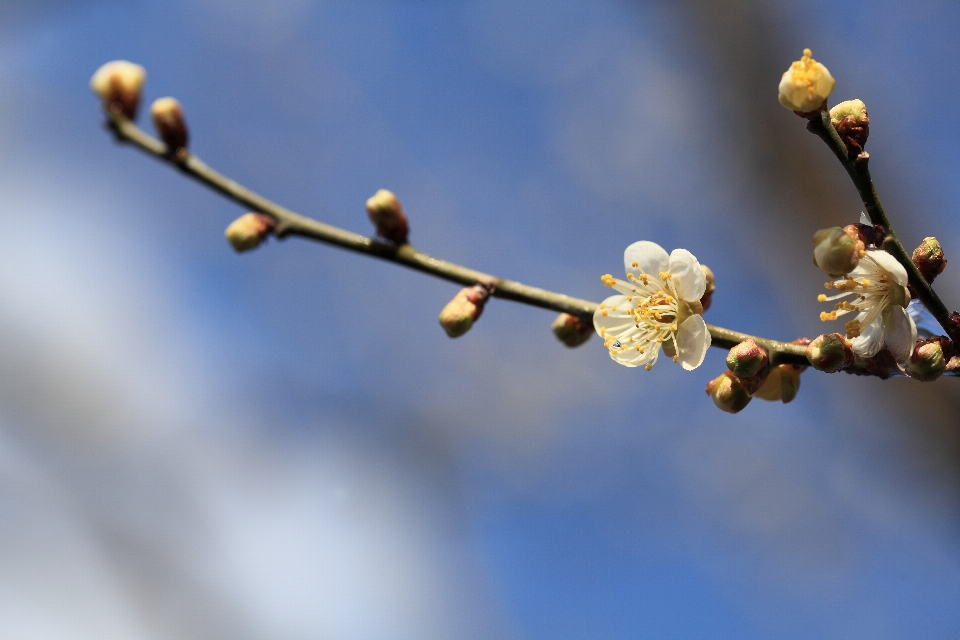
[807,110,960,347]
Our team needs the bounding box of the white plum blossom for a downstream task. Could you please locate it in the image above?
[818,249,916,363]
[594,241,711,371]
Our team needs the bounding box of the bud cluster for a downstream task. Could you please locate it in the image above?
[707,339,803,413]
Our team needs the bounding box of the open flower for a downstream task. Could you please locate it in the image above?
[818,249,916,363]
[594,241,711,370]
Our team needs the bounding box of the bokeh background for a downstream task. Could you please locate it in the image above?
[2,1,960,638]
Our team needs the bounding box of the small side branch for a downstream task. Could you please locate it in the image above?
[807,111,960,347]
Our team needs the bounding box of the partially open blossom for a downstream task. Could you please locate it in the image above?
[706,372,751,414]
[812,226,864,277]
[90,60,146,119]
[552,313,592,348]
[912,237,947,285]
[818,249,916,363]
[753,365,802,403]
[150,97,189,153]
[225,212,275,252]
[365,189,409,245]
[594,241,710,371]
[905,339,947,381]
[439,285,490,338]
[806,333,853,372]
[830,99,870,156]
[699,265,715,312]
[726,339,768,379]
[778,48,835,113]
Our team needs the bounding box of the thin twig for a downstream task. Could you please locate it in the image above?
[807,110,960,347]
[106,112,818,368]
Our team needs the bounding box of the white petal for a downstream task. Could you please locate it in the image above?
[850,317,883,358]
[624,241,668,281]
[882,306,917,364]
[593,295,634,336]
[866,250,908,286]
[668,249,706,301]
[676,315,711,371]
[611,344,657,368]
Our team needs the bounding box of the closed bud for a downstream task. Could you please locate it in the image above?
[806,333,854,372]
[706,372,752,414]
[911,237,947,285]
[439,285,490,338]
[726,339,769,379]
[778,48,835,115]
[700,265,715,312]
[829,99,870,156]
[365,189,409,245]
[225,212,275,252]
[905,339,946,382]
[90,60,146,119]
[552,313,592,348]
[753,365,802,403]
[812,226,864,276]
[150,97,189,153]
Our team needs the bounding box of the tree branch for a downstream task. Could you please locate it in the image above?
[807,110,960,347]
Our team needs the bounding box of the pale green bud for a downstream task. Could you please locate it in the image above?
[439,285,490,338]
[905,341,946,382]
[753,365,802,403]
[366,189,409,245]
[912,237,947,285]
[806,333,853,372]
[225,213,275,252]
[813,226,864,277]
[551,313,592,348]
[706,372,752,414]
[726,339,769,379]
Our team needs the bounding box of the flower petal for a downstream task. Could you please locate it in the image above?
[624,241,668,281]
[593,295,634,336]
[668,249,706,302]
[882,306,917,364]
[867,250,908,286]
[610,344,657,368]
[676,314,710,371]
[850,316,883,358]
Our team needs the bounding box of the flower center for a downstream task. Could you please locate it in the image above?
[817,255,908,339]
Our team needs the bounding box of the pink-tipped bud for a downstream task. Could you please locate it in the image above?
[905,339,947,382]
[438,285,490,338]
[365,189,409,245]
[552,313,592,348]
[912,237,947,285]
[726,339,769,379]
[700,265,715,313]
[706,372,752,414]
[150,97,189,153]
[90,60,146,119]
[806,333,854,372]
[812,226,864,277]
[753,364,802,403]
[829,99,870,157]
[225,212,276,252]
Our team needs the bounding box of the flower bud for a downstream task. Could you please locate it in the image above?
[778,48,835,114]
[812,226,864,276]
[552,313,592,348]
[90,60,146,119]
[911,237,947,285]
[706,372,752,414]
[905,339,947,382]
[439,285,490,338]
[700,265,715,313]
[365,189,409,245]
[225,212,275,252]
[150,97,189,153]
[753,365,802,403]
[726,339,768,379]
[829,99,870,156]
[806,333,854,372]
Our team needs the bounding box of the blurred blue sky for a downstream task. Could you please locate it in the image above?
[2,1,960,638]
